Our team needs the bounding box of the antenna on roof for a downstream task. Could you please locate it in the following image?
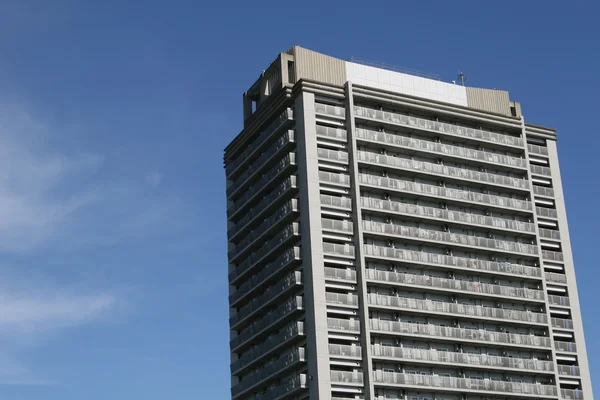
[458,72,466,86]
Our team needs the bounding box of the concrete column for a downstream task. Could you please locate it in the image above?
[295,91,332,399]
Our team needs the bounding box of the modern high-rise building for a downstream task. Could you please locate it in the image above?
[223,46,592,400]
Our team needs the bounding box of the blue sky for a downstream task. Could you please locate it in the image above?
[0,0,598,398]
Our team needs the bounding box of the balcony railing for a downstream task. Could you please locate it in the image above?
[233,223,300,277]
[359,174,533,212]
[227,130,295,197]
[543,250,564,262]
[545,272,567,284]
[322,218,354,234]
[371,345,555,372]
[361,197,535,233]
[318,148,349,164]
[548,295,570,307]
[536,206,558,219]
[365,269,545,301]
[316,125,347,141]
[328,317,360,332]
[228,154,296,216]
[367,294,548,325]
[534,185,555,198]
[554,341,577,353]
[353,106,524,148]
[228,176,297,238]
[363,244,542,279]
[326,292,359,307]
[558,365,581,377]
[323,242,355,258]
[230,271,303,329]
[357,151,529,191]
[370,319,552,348]
[530,164,552,177]
[362,220,538,256]
[321,194,352,210]
[324,267,357,282]
[229,245,299,285]
[551,318,573,330]
[231,321,304,375]
[528,144,549,156]
[371,371,557,397]
[315,103,346,119]
[561,389,584,400]
[231,348,305,398]
[355,127,526,169]
[226,108,294,177]
[229,199,298,261]
[230,296,303,351]
[254,374,307,400]
[330,370,364,385]
[319,171,351,187]
[329,344,362,359]
[230,247,300,305]
[539,228,561,240]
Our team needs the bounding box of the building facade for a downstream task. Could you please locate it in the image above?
[224,46,592,400]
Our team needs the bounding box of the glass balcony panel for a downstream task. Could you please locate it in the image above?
[255,375,307,400]
[323,242,355,258]
[536,207,558,219]
[530,164,552,176]
[315,103,346,118]
[545,272,567,284]
[324,267,357,282]
[330,371,364,385]
[528,144,549,156]
[533,185,555,197]
[329,344,362,358]
[321,194,352,209]
[554,341,577,353]
[326,292,359,307]
[316,125,348,141]
[318,148,349,163]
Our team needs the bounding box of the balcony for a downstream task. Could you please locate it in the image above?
[323,242,355,259]
[539,228,561,240]
[325,267,357,282]
[316,124,348,142]
[229,245,299,286]
[534,185,555,198]
[227,130,295,197]
[326,292,359,308]
[328,317,360,333]
[362,220,538,256]
[230,271,303,330]
[329,344,362,359]
[528,144,549,156]
[355,127,526,169]
[226,108,294,178]
[363,244,542,279]
[330,370,364,386]
[545,272,567,284]
[371,345,555,373]
[555,341,577,353]
[367,294,548,325]
[229,199,299,262]
[254,374,307,400]
[536,206,558,219]
[228,154,296,217]
[230,247,301,305]
[370,319,552,349]
[357,151,529,191]
[318,148,349,164]
[552,318,573,330]
[358,174,533,212]
[232,223,300,279]
[230,296,303,352]
[228,176,297,238]
[558,365,580,377]
[561,389,584,400]
[231,348,305,398]
[315,103,346,119]
[353,106,524,149]
[231,321,304,375]
[320,171,351,187]
[530,164,552,177]
[321,194,352,210]
[361,197,535,234]
[548,295,570,307]
[372,371,557,398]
[365,269,545,302]
[543,250,564,262]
